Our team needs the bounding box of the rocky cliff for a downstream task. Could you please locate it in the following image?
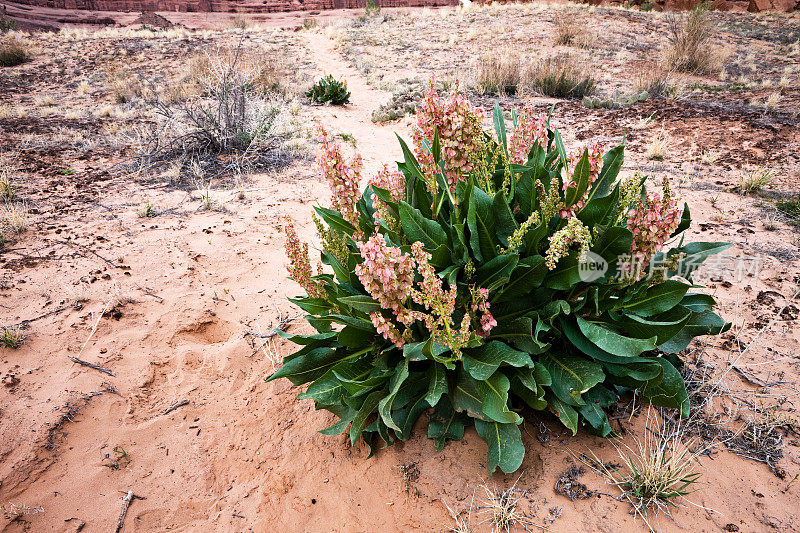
[6,0,457,13]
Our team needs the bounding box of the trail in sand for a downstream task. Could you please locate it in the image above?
[303,30,406,177]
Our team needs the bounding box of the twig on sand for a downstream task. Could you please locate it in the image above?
[53,239,125,270]
[114,490,145,533]
[8,305,71,329]
[68,356,115,376]
[133,283,164,303]
[162,399,190,416]
[244,306,299,359]
[64,517,85,532]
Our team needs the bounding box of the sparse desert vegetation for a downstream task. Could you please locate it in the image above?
[0,2,799,532]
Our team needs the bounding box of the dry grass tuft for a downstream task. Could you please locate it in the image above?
[526,55,596,99]
[585,411,702,523]
[553,12,594,48]
[0,35,29,67]
[737,166,773,194]
[473,49,521,96]
[0,200,27,235]
[662,3,724,75]
[634,64,673,98]
[646,129,671,161]
[1,502,43,520]
[479,482,530,532]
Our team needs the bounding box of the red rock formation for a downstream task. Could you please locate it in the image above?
[6,0,456,13]
[747,0,798,11]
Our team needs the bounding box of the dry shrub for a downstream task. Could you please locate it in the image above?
[0,35,29,67]
[634,63,673,98]
[526,55,596,99]
[662,3,724,75]
[104,64,142,104]
[553,12,595,48]
[473,49,521,96]
[134,44,295,182]
[184,49,290,98]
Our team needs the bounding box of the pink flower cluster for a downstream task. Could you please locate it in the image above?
[370,165,405,202]
[355,233,414,317]
[508,105,547,165]
[412,76,485,190]
[560,141,604,217]
[626,189,681,271]
[369,165,405,226]
[317,125,362,225]
[471,287,496,337]
[282,217,324,298]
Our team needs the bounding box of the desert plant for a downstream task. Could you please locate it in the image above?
[0,36,29,68]
[372,80,423,123]
[583,91,648,110]
[0,13,18,33]
[0,326,23,349]
[527,55,596,99]
[307,75,351,105]
[135,45,291,180]
[646,129,670,161]
[553,12,594,48]
[0,200,27,235]
[365,0,381,16]
[0,170,16,201]
[662,2,721,74]
[737,166,773,193]
[587,411,702,521]
[473,50,521,96]
[269,80,730,473]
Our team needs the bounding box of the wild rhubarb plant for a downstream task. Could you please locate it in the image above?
[270,82,729,473]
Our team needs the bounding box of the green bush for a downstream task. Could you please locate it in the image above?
[307,75,351,105]
[271,84,730,474]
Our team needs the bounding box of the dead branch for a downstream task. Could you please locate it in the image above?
[133,283,164,303]
[68,356,115,376]
[114,490,145,533]
[162,399,190,416]
[7,305,71,329]
[53,239,124,270]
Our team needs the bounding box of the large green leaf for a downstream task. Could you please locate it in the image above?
[428,395,468,451]
[547,393,579,435]
[489,316,551,354]
[453,366,489,421]
[640,357,690,417]
[314,205,357,236]
[564,150,591,207]
[494,256,546,303]
[339,294,382,314]
[659,309,730,353]
[577,316,657,358]
[475,419,525,474]
[540,352,604,407]
[476,253,519,292]
[377,360,410,431]
[622,280,689,316]
[477,372,522,424]
[467,185,498,262]
[493,189,517,245]
[425,362,449,406]
[350,390,386,445]
[267,347,346,385]
[399,201,448,250]
[462,341,533,381]
[615,306,693,345]
[587,142,624,202]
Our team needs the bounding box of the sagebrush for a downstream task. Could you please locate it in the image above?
[270,79,729,473]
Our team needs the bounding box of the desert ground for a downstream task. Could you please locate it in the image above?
[1,2,799,532]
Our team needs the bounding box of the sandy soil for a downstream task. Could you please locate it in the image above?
[1,5,799,532]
